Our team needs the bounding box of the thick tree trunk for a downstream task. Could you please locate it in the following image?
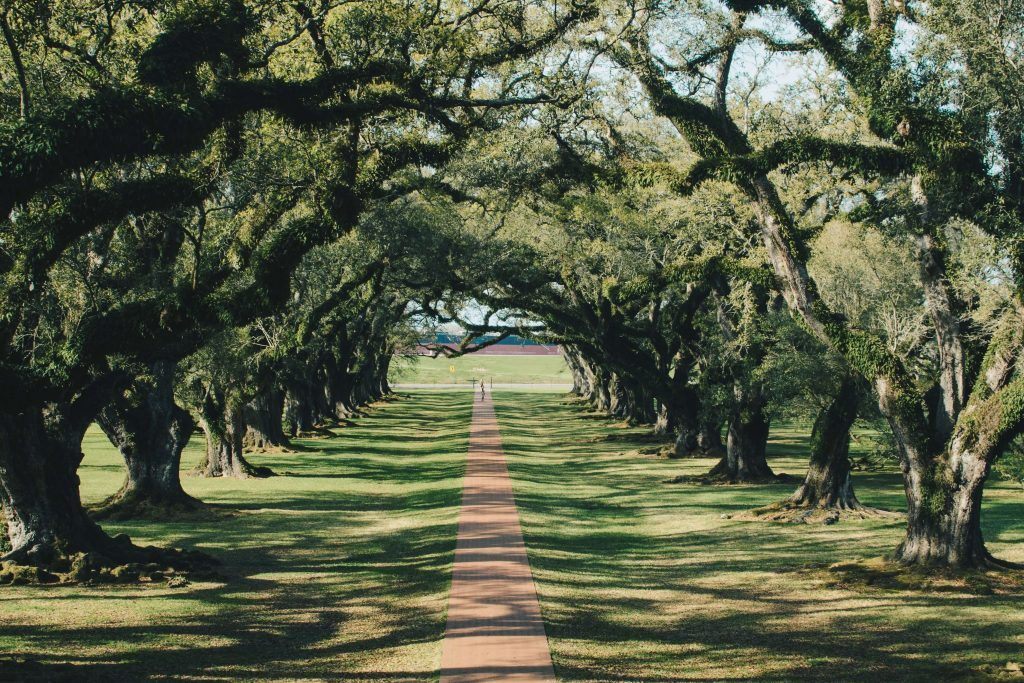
[198,395,273,478]
[592,368,612,413]
[327,365,358,419]
[788,378,861,509]
[892,421,1002,567]
[284,381,318,436]
[0,405,210,579]
[708,385,775,482]
[697,411,725,457]
[243,388,287,450]
[565,347,589,396]
[669,394,700,458]
[377,353,392,396]
[95,361,199,517]
[896,473,989,567]
[0,411,111,565]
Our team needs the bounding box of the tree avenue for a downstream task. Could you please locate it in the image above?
[0,0,1021,588]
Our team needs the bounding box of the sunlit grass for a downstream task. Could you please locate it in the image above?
[0,392,472,682]
[390,353,570,385]
[495,391,1024,682]
[4,389,1022,681]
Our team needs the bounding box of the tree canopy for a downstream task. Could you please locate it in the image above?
[1,0,1022,579]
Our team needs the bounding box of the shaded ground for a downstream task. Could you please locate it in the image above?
[495,392,1024,682]
[3,390,1022,682]
[0,392,472,682]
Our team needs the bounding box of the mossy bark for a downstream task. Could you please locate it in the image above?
[95,361,200,517]
[708,384,775,482]
[0,405,207,576]
[0,411,109,564]
[243,388,288,450]
[197,392,273,478]
[788,377,862,509]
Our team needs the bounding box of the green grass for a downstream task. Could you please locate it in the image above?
[3,389,1023,681]
[0,391,472,682]
[493,391,1024,682]
[389,353,570,385]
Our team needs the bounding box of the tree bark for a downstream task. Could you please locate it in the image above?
[197,392,273,478]
[95,361,199,516]
[708,384,776,482]
[0,401,209,578]
[243,387,287,450]
[697,411,725,457]
[668,389,700,458]
[788,377,862,509]
[284,378,323,436]
[0,411,111,565]
[565,347,589,396]
[895,460,989,567]
[592,368,612,413]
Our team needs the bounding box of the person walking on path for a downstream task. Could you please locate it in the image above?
[479,380,486,402]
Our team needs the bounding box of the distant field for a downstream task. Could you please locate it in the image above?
[390,354,570,385]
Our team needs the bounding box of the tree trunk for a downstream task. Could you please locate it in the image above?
[377,353,392,396]
[663,387,700,458]
[565,347,588,396]
[708,385,775,482]
[198,394,273,478]
[95,361,199,517]
[697,411,725,456]
[592,368,612,413]
[896,473,988,567]
[788,378,861,509]
[243,388,287,450]
[892,411,1005,567]
[0,411,112,565]
[284,381,317,436]
[0,404,210,579]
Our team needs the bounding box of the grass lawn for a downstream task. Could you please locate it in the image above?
[494,391,1024,682]
[2,389,1023,681]
[0,391,472,682]
[389,353,570,385]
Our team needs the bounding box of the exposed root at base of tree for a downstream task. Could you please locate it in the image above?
[635,442,677,456]
[90,492,206,522]
[974,661,1024,680]
[796,556,1024,595]
[725,500,902,524]
[664,447,725,460]
[188,463,276,479]
[666,472,794,486]
[0,538,220,586]
[292,425,342,439]
[244,444,296,454]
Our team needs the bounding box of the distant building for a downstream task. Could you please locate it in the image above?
[413,333,561,356]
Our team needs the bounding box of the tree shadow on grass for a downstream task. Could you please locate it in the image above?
[1,390,474,682]
[493,391,1024,683]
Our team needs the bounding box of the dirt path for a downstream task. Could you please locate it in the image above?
[439,393,556,683]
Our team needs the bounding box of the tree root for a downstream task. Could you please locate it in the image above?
[243,444,296,454]
[89,491,222,522]
[726,500,902,524]
[667,472,794,486]
[0,536,220,586]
